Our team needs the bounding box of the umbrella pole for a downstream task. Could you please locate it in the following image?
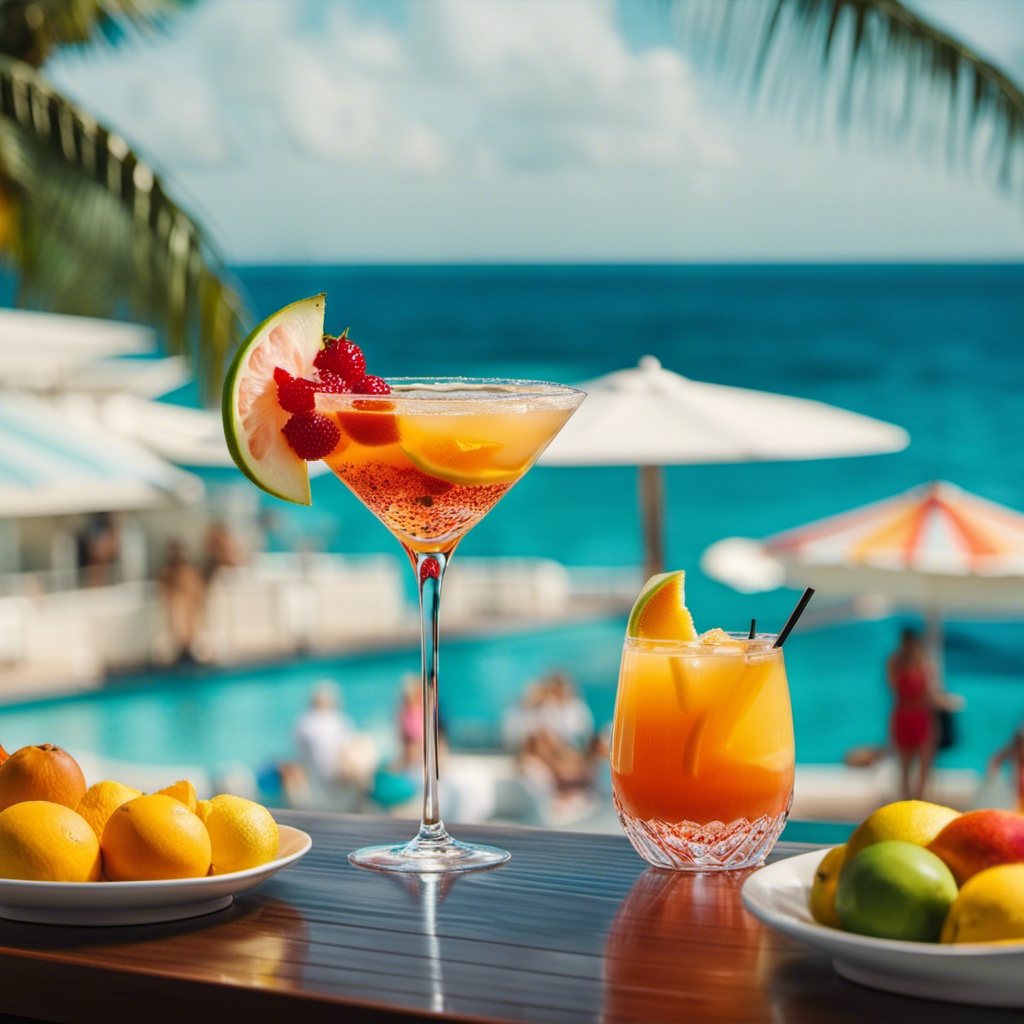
[639,465,665,580]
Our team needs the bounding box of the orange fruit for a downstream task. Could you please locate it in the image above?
[203,794,279,874]
[0,744,87,812]
[76,780,142,839]
[155,779,197,813]
[0,801,101,881]
[0,742,8,764]
[626,571,698,642]
[101,794,211,881]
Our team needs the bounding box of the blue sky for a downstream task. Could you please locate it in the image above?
[46,0,1024,263]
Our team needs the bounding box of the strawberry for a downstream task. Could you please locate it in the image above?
[419,558,441,583]
[353,375,391,395]
[314,330,366,382]
[281,411,342,460]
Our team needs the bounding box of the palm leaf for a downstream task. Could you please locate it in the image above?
[0,55,248,402]
[668,0,1024,199]
[0,0,189,68]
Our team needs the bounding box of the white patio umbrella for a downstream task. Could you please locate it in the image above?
[701,481,1024,672]
[539,356,909,577]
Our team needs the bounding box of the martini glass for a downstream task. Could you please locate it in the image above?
[319,378,584,872]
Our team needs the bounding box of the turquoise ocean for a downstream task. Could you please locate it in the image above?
[3,264,1024,784]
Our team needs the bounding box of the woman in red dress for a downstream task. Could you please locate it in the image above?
[888,627,939,800]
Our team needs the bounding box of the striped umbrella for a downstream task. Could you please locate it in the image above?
[702,481,1024,669]
[0,393,202,517]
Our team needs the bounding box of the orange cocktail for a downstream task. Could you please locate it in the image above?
[321,387,576,555]
[610,632,794,871]
[320,379,584,873]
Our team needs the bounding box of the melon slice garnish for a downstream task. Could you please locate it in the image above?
[625,570,698,641]
[222,294,326,503]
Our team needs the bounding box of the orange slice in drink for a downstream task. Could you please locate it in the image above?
[398,426,523,486]
[222,294,327,504]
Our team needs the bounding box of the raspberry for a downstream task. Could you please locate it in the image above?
[281,411,341,461]
[419,558,441,583]
[276,373,316,413]
[353,375,391,395]
[314,332,365,381]
[314,371,353,394]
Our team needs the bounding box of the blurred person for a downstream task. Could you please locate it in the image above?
[887,627,941,800]
[502,680,546,751]
[989,726,1024,812]
[537,671,595,751]
[395,672,448,773]
[157,539,206,664]
[293,681,378,798]
[507,671,599,821]
[203,519,245,582]
[77,512,120,587]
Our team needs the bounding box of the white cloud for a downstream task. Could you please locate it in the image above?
[408,0,732,172]
[49,0,730,179]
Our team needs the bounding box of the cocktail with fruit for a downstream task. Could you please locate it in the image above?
[223,295,584,872]
[610,571,794,871]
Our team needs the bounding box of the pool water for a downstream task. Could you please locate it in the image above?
[0,615,1021,790]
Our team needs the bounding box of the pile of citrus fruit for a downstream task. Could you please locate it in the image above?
[0,742,279,883]
[810,799,1024,943]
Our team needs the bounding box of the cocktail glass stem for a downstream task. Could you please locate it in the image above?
[348,547,511,873]
[416,550,447,835]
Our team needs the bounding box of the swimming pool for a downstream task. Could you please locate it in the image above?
[1,615,1021,784]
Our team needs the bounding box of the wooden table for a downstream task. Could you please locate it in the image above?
[0,812,1018,1023]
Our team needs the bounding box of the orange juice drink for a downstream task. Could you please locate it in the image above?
[611,632,794,871]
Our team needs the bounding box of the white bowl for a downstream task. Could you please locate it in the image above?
[0,824,312,926]
[742,848,1024,1007]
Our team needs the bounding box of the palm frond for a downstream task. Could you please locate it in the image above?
[0,0,189,67]
[668,0,1024,202]
[0,55,248,402]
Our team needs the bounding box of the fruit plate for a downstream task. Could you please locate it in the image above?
[0,824,311,926]
[742,848,1024,1007]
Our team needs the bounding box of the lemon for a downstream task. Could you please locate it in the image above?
[942,864,1024,943]
[101,794,211,881]
[0,801,101,881]
[844,800,960,865]
[808,844,845,928]
[76,780,142,839]
[626,570,698,641]
[155,779,198,813]
[203,794,279,875]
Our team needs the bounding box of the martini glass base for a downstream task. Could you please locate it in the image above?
[349,825,510,874]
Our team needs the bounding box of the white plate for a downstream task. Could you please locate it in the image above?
[0,824,312,926]
[742,848,1024,1007]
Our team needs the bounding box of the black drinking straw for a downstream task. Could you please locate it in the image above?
[773,588,815,648]
[748,618,756,640]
